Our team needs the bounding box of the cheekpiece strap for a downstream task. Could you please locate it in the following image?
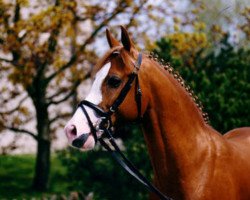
[134,52,142,72]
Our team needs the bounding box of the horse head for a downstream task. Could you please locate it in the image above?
[64,26,149,150]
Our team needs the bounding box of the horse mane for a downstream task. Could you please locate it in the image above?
[144,51,210,124]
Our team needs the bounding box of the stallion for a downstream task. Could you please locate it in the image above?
[64,26,250,200]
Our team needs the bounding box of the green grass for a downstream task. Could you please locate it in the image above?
[0,154,70,199]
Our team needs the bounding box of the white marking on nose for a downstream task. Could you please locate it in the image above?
[85,62,111,104]
[64,62,111,149]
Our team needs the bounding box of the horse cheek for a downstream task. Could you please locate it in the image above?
[119,94,138,120]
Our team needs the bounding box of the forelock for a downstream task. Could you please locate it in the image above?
[93,46,123,74]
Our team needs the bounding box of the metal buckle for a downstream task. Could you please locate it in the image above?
[110,106,115,113]
[94,117,110,138]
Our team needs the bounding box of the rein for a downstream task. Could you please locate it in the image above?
[73,53,173,200]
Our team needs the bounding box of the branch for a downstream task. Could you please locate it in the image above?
[45,53,77,84]
[47,87,69,100]
[126,1,145,29]
[47,88,76,106]
[47,79,82,106]
[49,113,72,125]
[0,135,19,155]
[36,23,62,77]
[78,2,128,53]
[4,126,38,140]
[45,1,128,84]
[0,96,28,115]
[13,2,20,23]
[0,37,4,44]
[75,16,89,21]
[0,57,13,63]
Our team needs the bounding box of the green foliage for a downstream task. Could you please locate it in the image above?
[0,155,34,198]
[153,34,250,133]
[58,126,151,200]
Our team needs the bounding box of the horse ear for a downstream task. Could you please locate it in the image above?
[106,28,120,48]
[121,25,134,52]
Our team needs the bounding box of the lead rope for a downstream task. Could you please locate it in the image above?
[99,129,173,200]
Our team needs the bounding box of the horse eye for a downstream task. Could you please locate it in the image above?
[107,76,122,88]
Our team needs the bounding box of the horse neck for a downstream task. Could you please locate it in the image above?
[141,59,215,195]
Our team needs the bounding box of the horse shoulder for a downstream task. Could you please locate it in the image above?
[223,127,250,143]
[221,127,250,198]
[223,127,250,158]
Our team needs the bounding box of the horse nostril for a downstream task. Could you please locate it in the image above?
[71,125,77,136]
[66,125,77,138]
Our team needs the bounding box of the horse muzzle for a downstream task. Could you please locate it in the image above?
[66,117,109,149]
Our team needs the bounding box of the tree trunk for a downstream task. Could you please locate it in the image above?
[32,138,51,190]
[32,95,51,191]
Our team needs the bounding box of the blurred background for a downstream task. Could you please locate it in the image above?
[0,0,249,199]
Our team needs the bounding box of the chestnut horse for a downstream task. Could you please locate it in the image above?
[64,26,250,200]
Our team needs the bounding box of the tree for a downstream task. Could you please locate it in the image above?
[0,0,174,191]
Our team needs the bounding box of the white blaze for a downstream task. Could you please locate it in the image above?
[85,62,111,104]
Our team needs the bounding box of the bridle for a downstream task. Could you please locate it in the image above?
[72,52,173,200]
[72,52,143,148]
